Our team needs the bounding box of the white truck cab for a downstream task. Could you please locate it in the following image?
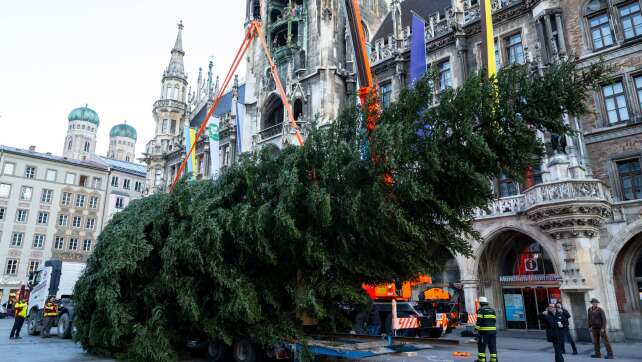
[27,260,85,338]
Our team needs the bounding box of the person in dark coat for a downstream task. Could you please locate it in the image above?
[556,302,578,355]
[540,303,564,362]
[587,298,614,359]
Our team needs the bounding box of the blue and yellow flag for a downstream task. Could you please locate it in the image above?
[481,0,496,77]
[184,125,198,180]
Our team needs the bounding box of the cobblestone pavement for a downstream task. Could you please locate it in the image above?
[2,317,641,361]
[0,317,108,362]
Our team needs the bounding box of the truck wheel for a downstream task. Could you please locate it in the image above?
[57,313,72,339]
[208,340,229,362]
[353,311,368,334]
[232,339,260,362]
[27,312,40,336]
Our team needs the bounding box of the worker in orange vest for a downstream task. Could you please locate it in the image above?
[41,296,58,338]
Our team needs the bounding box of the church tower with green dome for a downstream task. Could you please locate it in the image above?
[108,122,137,162]
[63,105,100,160]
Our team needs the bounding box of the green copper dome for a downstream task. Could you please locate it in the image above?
[110,123,137,140]
[68,106,100,126]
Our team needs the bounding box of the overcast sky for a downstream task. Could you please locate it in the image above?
[0,0,246,161]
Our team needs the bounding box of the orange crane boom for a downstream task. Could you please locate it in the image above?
[170,21,304,191]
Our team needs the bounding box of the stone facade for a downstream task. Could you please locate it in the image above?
[368,0,642,342]
[141,0,642,341]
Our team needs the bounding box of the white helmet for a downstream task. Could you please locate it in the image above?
[479,296,489,304]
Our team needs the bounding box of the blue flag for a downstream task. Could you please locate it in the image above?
[409,13,427,87]
[235,100,245,154]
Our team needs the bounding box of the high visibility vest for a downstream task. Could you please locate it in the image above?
[14,302,28,318]
[475,305,497,334]
[43,303,58,317]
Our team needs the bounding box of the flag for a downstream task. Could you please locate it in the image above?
[183,125,197,180]
[235,101,245,154]
[481,0,497,77]
[208,118,221,179]
[409,12,427,87]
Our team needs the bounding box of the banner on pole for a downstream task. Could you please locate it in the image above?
[208,118,221,179]
[409,12,427,87]
[183,125,197,180]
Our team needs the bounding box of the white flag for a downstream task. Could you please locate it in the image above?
[208,118,220,179]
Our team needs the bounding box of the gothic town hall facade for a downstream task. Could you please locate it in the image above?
[142,0,642,341]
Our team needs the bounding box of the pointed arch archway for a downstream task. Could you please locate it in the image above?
[610,229,642,340]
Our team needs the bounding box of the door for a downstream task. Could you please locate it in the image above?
[523,287,540,330]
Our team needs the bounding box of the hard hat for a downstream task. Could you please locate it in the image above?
[479,296,488,304]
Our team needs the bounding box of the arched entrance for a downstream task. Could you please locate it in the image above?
[261,95,284,139]
[613,233,642,339]
[479,230,560,330]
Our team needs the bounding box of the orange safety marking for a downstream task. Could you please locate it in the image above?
[396,317,419,330]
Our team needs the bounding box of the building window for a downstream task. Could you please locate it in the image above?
[619,2,642,40]
[54,236,65,250]
[85,218,96,230]
[380,82,392,108]
[68,238,78,251]
[2,162,15,175]
[115,197,125,209]
[134,181,143,192]
[32,234,45,249]
[92,177,102,189]
[61,192,72,206]
[58,214,68,226]
[45,169,57,182]
[41,189,53,204]
[24,166,36,179]
[79,175,89,187]
[494,38,502,70]
[155,169,162,186]
[15,209,28,223]
[72,216,82,228]
[162,119,170,133]
[589,13,614,49]
[602,81,630,124]
[75,194,86,208]
[0,183,10,198]
[438,60,452,91]
[123,179,131,190]
[111,176,119,187]
[37,211,49,225]
[5,258,18,275]
[65,172,76,185]
[617,158,642,200]
[11,232,24,247]
[506,33,525,64]
[498,174,519,197]
[28,260,41,281]
[89,196,99,209]
[0,207,5,220]
[19,186,33,201]
[83,239,92,252]
[635,75,642,110]
[84,141,91,152]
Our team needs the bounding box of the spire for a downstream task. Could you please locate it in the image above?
[207,58,214,99]
[164,21,186,79]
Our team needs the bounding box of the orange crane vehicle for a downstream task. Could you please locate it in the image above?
[170,0,460,340]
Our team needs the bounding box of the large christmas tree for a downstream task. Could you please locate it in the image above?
[73,61,606,360]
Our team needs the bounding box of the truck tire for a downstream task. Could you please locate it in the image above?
[232,339,261,362]
[353,311,369,334]
[207,340,227,362]
[57,312,72,339]
[27,311,40,336]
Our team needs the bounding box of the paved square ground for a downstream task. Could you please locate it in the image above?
[1,317,641,361]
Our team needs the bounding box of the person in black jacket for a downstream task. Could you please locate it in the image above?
[475,297,497,362]
[541,303,565,362]
[556,302,578,355]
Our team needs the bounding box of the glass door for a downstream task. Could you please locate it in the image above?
[523,287,540,330]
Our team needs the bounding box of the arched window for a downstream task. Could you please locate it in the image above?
[84,141,91,152]
[67,139,73,151]
[175,85,180,100]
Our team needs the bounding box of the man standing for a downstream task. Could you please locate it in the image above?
[41,297,58,338]
[475,296,497,362]
[9,298,28,339]
[541,303,565,362]
[588,298,614,359]
[556,302,578,355]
